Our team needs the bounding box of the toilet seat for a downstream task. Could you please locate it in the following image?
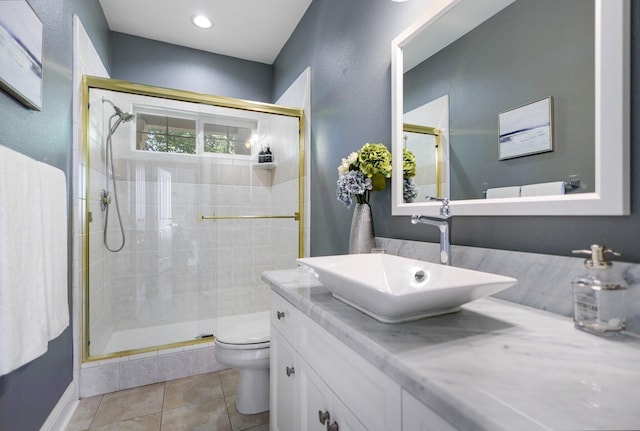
[215,311,270,347]
[215,339,270,350]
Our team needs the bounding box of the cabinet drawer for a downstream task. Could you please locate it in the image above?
[299,313,401,431]
[270,291,299,345]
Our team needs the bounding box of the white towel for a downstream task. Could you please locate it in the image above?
[0,145,68,376]
[520,181,565,197]
[486,186,521,199]
[38,160,69,341]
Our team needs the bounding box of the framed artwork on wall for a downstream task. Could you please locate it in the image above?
[0,0,43,110]
[498,97,553,160]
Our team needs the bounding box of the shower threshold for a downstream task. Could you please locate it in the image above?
[91,311,269,357]
[94,318,217,356]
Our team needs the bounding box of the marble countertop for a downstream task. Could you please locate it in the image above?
[262,268,640,431]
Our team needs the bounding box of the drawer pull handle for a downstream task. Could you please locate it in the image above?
[318,410,330,425]
[277,311,285,320]
[327,421,339,431]
[286,366,295,377]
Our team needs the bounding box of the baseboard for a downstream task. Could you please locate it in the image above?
[40,381,79,431]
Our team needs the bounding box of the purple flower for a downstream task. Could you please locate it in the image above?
[336,170,372,208]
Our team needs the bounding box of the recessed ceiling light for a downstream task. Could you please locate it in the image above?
[192,14,212,29]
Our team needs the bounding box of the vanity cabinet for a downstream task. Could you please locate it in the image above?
[270,291,399,430]
[271,290,455,431]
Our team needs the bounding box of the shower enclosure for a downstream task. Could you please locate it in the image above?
[82,76,304,360]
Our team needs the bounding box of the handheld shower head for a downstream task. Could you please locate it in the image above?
[120,111,135,122]
[102,97,135,123]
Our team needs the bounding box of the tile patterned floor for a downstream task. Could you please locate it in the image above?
[65,369,269,431]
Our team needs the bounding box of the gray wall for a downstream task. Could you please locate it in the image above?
[0,1,109,430]
[110,32,274,102]
[273,0,640,262]
[0,3,272,429]
[405,0,595,200]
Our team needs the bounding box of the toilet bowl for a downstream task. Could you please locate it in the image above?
[214,311,270,414]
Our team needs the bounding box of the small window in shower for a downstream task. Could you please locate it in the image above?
[136,113,196,154]
[203,123,252,156]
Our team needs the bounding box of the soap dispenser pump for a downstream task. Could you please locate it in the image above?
[571,244,626,336]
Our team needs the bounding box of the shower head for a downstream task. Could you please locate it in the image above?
[120,111,136,122]
[102,97,135,123]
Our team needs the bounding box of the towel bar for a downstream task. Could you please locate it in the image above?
[198,212,300,221]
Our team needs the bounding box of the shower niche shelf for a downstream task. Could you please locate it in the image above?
[252,162,276,170]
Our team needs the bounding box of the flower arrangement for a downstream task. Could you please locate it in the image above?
[403,147,416,178]
[336,143,392,208]
[402,147,418,203]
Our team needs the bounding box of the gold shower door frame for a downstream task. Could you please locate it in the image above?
[81,75,305,361]
[404,123,443,198]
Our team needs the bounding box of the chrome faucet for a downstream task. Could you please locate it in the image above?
[411,197,452,265]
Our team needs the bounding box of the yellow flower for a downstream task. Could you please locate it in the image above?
[403,148,416,178]
[357,143,392,179]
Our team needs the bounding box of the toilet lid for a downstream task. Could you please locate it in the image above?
[215,311,270,345]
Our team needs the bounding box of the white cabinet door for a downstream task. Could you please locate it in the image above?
[300,361,333,431]
[299,312,401,430]
[402,390,457,431]
[301,360,367,431]
[270,328,298,431]
[333,397,368,431]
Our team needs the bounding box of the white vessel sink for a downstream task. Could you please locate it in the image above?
[297,254,517,323]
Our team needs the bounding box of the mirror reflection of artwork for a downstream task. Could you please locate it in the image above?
[499,97,553,160]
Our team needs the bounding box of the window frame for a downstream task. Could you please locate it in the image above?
[133,105,258,160]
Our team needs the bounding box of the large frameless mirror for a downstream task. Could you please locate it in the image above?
[391,0,629,216]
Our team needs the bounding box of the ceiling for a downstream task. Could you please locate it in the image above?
[98,0,313,65]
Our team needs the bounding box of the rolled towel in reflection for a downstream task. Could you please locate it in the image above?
[485,186,521,199]
[520,181,565,197]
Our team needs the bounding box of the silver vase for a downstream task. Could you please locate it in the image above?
[349,202,375,254]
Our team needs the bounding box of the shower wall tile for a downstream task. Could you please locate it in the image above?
[272,156,299,186]
[108,249,137,276]
[251,168,273,187]
[174,160,201,185]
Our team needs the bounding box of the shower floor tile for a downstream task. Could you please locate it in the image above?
[65,369,269,431]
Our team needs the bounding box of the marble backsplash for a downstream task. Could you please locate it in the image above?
[376,237,640,336]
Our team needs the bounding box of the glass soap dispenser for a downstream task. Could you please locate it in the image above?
[572,244,627,336]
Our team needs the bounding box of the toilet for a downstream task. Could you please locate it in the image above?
[214,311,270,414]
